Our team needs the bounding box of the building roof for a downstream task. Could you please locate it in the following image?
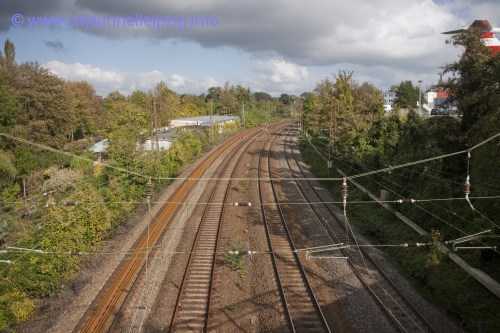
[171,115,238,123]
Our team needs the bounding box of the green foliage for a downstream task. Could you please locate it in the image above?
[441,29,500,130]
[152,81,181,126]
[279,93,292,105]
[253,91,272,102]
[0,150,17,188]
[239,179,249,190]
[0,290,36,330]
[222,240,247,278]
[244,103,272,128]
[0,73,18,129]
[394,80,421,109]
[65,81,103,139]
[303,71,384,162]
[13,62,75,148]
[0,219,7,243]
[1,183,20,205]
[0,39,284,331]
[3,184,110,298]
[12,146,70,176]
[300,61,499,330]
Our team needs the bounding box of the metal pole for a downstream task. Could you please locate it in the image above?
[418,80,422,114]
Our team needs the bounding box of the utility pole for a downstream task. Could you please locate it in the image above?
[150,96,160,152]
[144,179,153,280]
[242,101,245,128]
[418,80,423,114]
[210,98,213,141]
[153,98,159,153]
[150,98,155,151]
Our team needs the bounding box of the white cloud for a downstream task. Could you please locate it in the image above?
[168,74,185,88]
[44,61,217,96]
[7,1,498,95]
[246,59,309,95]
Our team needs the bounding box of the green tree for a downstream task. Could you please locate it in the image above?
[279,93,292,105]
[129,90,149,109]
[253,91,272,102]
[12,62,74,148]
[0,73,18,130]
[153,81,180,126]
[0,39,17,80]
[368,114,402,167]
[65,81,103,140]
[218,89,238,115]
[394,80,420,109]
[441,29,500,130]
[308,77,335,136]
[304,71,384,162]
[103,93,148,167]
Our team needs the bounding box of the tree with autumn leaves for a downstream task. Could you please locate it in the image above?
[302,70,385,162]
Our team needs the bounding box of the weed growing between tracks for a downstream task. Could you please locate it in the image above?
[222,238,247,278]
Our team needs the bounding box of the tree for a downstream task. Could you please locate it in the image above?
[0,73,18,129]
[11,62,74,148]
[279,93,292,105]
[217,84,238,115]
[0,39,17,80]
[129,90,148,109]
[440,30,500,222]
[304,71,385,162]
[65,81,103,139]
[441,29,500,130]
[103,93,148,167]
[308,77,334,136]
[394,80,420,109]
[153,81,180,126]
[253,91,272,102]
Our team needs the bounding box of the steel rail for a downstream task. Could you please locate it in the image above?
[283,128,438,333]
[258,125,331,333]
[73,126,263,333]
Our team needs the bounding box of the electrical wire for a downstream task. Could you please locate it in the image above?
[2,131,499,182]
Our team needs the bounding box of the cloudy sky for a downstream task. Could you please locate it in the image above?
[0,0,498,97]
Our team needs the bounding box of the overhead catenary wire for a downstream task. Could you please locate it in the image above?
[301,133,499,257]
[1,131,499,182]
[304,132,500,195]
[331,151,499,244]
[332,151,500,254]
[286,134,429,331]
[334,150,500,232]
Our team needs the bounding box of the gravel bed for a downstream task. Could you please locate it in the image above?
[19,125,464,333]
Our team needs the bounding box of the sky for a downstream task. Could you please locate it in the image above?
[0,0,499,97]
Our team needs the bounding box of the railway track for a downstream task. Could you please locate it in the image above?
[257,127,331,333]
[282,126,438,333]
[72,125,267,333]
[169,123,266,332]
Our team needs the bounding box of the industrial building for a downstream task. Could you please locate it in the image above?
[169,115,239,128]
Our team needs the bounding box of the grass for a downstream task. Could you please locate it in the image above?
[239,179,249,190]
[222,239,247,278]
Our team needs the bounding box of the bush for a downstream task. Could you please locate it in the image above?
[41,168,83,193]
[0,290,36,329]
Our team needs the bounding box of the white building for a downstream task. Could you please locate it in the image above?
[383,91,396,112]
[169,115,239,128]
